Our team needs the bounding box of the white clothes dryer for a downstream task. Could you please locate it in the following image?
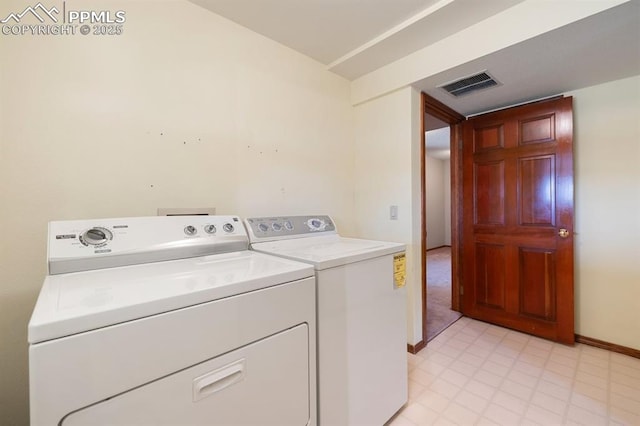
[29,215,316,426]
[245,215,407,426]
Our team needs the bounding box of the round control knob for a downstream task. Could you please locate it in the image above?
[258,223,269,232]
[184,225,197,236]
[81,227,112,245]
[284,220,294,231]
[223,223,234,233]
[204,224,217,234]
[308,218,325,231]
[272,223,282,231]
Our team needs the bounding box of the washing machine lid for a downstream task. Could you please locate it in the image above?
[250,234,405,271]
[28,250,313,344]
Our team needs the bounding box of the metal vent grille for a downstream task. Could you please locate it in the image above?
[439,71,500,97]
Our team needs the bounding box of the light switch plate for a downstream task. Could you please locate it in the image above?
[390,205,398,220]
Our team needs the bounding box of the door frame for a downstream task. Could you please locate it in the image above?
[415,93,465,352]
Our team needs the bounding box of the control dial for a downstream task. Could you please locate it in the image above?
[307,218,326,231]
[258,223,269,232]
[184,225,197,236]
[223,223,234,233]
[272,222,282,231]
[80,227,112,246]
[204,224,217,234]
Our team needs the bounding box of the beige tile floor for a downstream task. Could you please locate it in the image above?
[390,317,640,425]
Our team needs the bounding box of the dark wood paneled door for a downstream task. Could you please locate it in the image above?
[461,97,574,344]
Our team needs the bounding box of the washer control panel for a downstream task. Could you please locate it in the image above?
[48,215,246,274]
[245,215,336,241]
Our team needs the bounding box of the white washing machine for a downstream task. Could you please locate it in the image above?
[244,215,407,426]
[28,215,317,426]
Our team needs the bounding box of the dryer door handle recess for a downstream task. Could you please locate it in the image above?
[192,359,246,402]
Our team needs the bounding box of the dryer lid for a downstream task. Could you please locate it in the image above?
[28,250,313,344]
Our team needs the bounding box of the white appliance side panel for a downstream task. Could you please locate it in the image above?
[316,255,408,426]
[29,277,316,426]
[62,324,310,426]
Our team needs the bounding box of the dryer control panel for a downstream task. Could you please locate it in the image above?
[245,215,336,242]
[48,216,247,275]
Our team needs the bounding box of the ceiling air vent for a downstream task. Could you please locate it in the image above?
[439,71,501,97]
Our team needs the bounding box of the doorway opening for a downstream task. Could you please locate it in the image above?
[425,122,461,341]
[416,93,465,351]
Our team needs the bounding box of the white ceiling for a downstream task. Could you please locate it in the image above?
[191,0,441,67]
[190,0,640,117]
[420,1,640,117]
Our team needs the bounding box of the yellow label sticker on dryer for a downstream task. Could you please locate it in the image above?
[393,253,406,289]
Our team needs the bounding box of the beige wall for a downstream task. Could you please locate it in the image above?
[0,1,354,423]
[425,155,445,249]
[444,159,451,246]
[568,75,640,350]
[424,139,452,250]
[353,86,423,345]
